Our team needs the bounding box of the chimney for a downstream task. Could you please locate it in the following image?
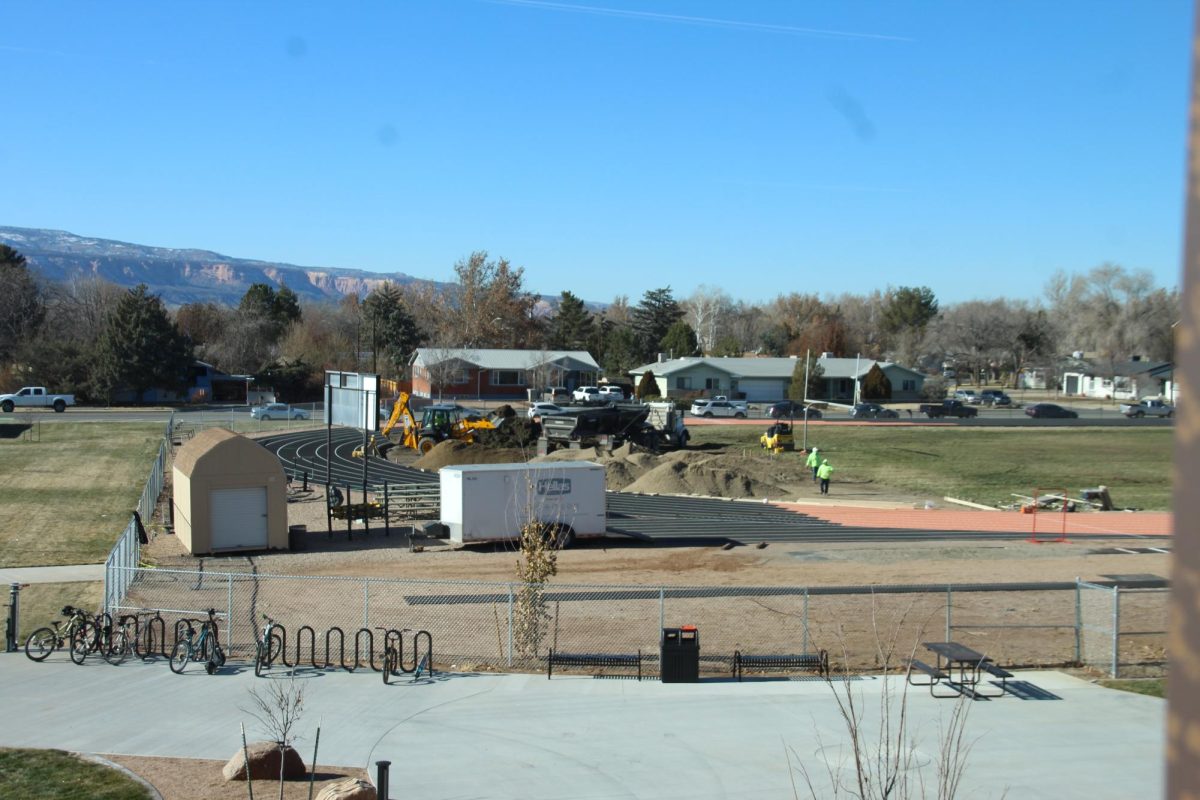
[657,353,666,363]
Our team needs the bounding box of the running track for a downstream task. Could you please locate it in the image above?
[259,428,1171,546]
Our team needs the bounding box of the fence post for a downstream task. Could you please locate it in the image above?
[945,585,952,642]
[376,760,391,800]
[1080,578,1089,666]
[1112,585,1121,679]
[5,583,19,653]
[227,574,235,658]
[507,584,514,667]
[659,587,665,632]
[802,588,809,653]
[363,580,370,629]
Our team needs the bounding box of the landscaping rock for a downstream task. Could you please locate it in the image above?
[316,777,377,800]
[222,741,307,781]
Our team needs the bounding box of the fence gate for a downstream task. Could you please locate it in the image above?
[1078,580,1119,677]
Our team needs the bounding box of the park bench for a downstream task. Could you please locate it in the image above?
[905,659,965,698]
[547,648,642,680]
[732,649,829,681]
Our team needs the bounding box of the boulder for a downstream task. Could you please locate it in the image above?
[223,741,307,781]
[316,777,377,800]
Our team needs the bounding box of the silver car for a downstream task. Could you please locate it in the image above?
[250,403,308,421]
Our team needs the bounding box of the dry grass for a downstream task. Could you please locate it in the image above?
[0,423,162,567]
[105,755,368,800]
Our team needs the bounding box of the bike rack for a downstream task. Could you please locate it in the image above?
[384,629,434,680]
[138,612,167,659]
[295,625,318,669]
[353,628,375,671]
[325,626,350,671]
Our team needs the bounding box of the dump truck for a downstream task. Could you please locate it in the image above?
[536,401,688,455]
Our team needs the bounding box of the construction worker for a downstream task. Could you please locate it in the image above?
[805,447,821,482]
[817,459,834,495]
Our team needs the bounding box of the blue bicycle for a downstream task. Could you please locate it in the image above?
[169,608,225,675]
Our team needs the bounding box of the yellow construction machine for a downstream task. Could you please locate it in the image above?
[354,392,501,458]
[760,422,794,454]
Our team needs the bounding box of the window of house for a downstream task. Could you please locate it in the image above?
[491,370,525,386]
[902,379,915,391]
[675,377,692,389]
[450,368,469,384]
[705,377,721,390]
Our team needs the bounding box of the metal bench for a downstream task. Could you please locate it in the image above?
[973,662,1015,698]
[906,658,967,698]
[732,649,829,681]
[547,648,642,680]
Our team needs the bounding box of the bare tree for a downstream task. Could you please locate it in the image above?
[684,285,734,355]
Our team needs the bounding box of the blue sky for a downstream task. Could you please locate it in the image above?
[1,1,1191,305]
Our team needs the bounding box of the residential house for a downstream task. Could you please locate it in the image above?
[1061,358,1174,401]
[409,348,600,400]
[114,361,269,405]
[627,355,925,403]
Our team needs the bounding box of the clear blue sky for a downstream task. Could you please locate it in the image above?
[1,1,1191,305]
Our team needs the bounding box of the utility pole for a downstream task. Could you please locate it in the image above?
[802,350,811,451]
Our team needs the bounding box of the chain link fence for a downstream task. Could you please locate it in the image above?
[109,566,1167,677]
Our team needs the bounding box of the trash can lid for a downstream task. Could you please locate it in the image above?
[681,624,697,631]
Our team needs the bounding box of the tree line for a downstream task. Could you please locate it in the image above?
[0,243,1177,402]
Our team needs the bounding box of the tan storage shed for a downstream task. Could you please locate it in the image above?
[172,428,288,555]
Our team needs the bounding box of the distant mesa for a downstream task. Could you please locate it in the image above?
[0,225,444,307]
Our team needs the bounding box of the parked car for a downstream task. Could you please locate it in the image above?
[953,389,981,403]
[527,402,566,419]
[850,402,899,419]
[979,390,1012,407]
[546,387,569,401]
[765,401,822,420]
[250,403,308,420]
[1024,403,1078,419]
[689,399,747,418]
[1118,398,1174,418]
[572,386,601,401]
[598,386,626,400]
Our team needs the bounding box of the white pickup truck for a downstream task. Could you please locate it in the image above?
[0,386,76,413]
[1118,398,1174,418]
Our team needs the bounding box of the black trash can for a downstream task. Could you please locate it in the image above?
[660,626,699,683]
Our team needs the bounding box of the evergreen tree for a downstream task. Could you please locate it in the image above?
[631,287,683,361]
[239,283,302,341]
[600,326,641,378]
[660,320,700,358]
[362,283,424,378]
[93,285,194,402]
[636,370,658,400]
[789,359,825,401]
[0,245,45,362]
[548,291,595,350]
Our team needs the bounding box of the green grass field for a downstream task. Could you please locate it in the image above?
[0,423,162,568]
[0,749,152,800]
[690,424,1173,510]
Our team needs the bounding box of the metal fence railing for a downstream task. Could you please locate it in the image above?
[108,568,1168,677]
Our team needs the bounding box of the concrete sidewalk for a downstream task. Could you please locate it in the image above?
[0,653,1162,799]
[0,564,105,584]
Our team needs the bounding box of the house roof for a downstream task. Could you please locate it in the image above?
[629,356,924,381]
[1064,359,1172,378]
[411,348,599,371]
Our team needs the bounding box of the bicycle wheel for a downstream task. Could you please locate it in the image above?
[69,630,90,665]
[104,631,129,666]
[267,633,283,665]
[169,641,190,674]
[24,628,58,662]
[254,641,266,677]
[382,647,395,685]
[201,634,216,663]
[214,644,226,667]
[78,619,101,654]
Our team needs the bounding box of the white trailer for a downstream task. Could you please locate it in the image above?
[439,461,606,547]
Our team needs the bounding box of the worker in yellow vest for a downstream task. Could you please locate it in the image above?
[805,447,821,482]
[817,459,834,495]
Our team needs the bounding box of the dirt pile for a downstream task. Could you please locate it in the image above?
[413,440,527,471]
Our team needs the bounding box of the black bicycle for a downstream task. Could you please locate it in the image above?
[169,608,226,674]
[254,614,283,677]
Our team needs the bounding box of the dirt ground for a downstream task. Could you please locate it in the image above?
[105,754,368,800]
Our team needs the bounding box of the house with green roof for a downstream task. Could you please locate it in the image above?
[627,355,925,403]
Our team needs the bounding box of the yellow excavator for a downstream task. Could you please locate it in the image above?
[353,392,501,458]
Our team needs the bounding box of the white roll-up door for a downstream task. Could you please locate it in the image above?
[735,379,785,402]
[211,487,268,550]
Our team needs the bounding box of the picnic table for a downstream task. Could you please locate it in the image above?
[908,641,1012,699]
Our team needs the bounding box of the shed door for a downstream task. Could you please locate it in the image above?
[736,379,782,402]
[211,487,268,550]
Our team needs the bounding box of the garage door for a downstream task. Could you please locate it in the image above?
[735,379,785,402]
[211,487,268,550]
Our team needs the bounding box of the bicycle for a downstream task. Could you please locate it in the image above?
[105,611,157,665]
[381,628,432,685]
[24,606,97,664]
[254,614,283,677]
[169,608,226,674]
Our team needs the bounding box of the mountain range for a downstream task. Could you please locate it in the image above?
[0,226,450,307]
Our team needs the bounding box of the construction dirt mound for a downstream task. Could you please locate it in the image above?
[409,440,808,500]
[413,440,528,471]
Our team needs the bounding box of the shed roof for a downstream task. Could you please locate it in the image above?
[411,348,599,371]
[174,428,284,478]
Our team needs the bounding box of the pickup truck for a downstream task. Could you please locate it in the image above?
[1119,398,1174,418]
[0,386,76,413]
[919,400,978,419]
